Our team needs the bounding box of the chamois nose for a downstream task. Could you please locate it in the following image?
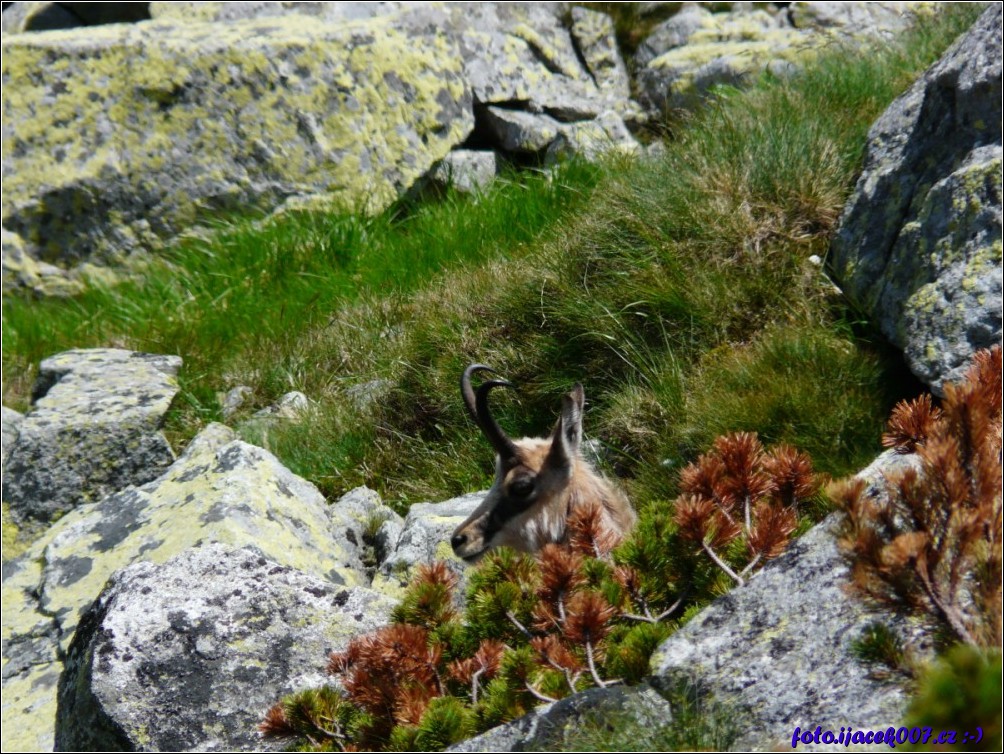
[451,533,468,552]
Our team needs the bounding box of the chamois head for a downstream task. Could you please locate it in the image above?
[451,364,635,561]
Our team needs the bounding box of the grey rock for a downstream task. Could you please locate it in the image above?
[450,2,609,112]
[649,513,934,752]
[3,349,181,524]
[449,684,674,752]
[570,7,631,101]
[55,543,397,752]
[830,5,1003,393]
[1,422,372,751]
[371,491,482,599]
[637,5,804,114]
[1,405,23,469]
[2,226,84,297]
[635,3,714,68]
[545,110,640,164]
[430,150,500,195]
[149,1,407,24]
[151,2,622,117]
[220,384,253,420]
[2,9,474,279]
[636,2,934,114]
[789,2,926,35]
[252,390,310,422]
[483,107,564,154]
[327,486,405,576]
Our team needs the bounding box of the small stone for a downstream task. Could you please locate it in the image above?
[430,150,499,195]
[219,385,253,420]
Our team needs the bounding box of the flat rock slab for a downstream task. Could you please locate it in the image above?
[648,511,931,752]
[56,543,397,752]
[3,348,181,524]
[1,422,368,752]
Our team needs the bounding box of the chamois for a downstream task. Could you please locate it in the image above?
[451,364,636,561]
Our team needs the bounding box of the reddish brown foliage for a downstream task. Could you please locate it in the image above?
[882,394,944,453]
[258,703,294,738]
[567,502,620,557]
[674,431,819,584]
[328,624,443,729]
[834,346,1002,648]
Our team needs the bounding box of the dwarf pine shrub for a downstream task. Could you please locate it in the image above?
[831,347,1002,650]
[262,431,821,751]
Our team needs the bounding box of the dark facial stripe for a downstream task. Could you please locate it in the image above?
[482,492,537,544]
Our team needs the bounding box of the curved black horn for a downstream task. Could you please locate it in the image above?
[461,364,517,459]
[461,364,494,421]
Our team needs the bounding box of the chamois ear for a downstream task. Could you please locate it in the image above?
[547,383,585,469]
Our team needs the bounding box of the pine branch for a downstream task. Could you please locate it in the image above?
[525,682,558,704]
[623,593,685,623]
[506,610,534,640]
[701,540,745,586]
[739,552,763,578]
[583,639,620,689]
[471,668,483,706]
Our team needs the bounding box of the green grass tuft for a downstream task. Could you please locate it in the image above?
[2,4,984,511]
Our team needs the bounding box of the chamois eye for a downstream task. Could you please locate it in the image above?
[510,477,534,499]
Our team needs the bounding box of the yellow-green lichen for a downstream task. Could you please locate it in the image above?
[2,13,472,261]
[1,661,59,752]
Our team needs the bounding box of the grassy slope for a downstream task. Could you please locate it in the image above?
[1,4,982,515]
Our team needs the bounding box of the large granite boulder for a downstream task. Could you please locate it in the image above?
[1,422,371,752]
[648,506,932,751]
[3,2,638,295]
[2,8,474,279]
[3,348,180,524]
[830,5,1002,393]
[55,543,397,752]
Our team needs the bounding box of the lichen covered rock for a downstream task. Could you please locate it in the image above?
[2,10,473,270]
[1,423,370,751]
[449,685,674,752]
[370,491,481,599]
[830,4,1002,393]
[637,2,933,113]
[3,348,181,524]
[570,6,631,101]
[429,149,499,195]
[55,543,397,752]
[327,486,404,580]
[648,513,933,751]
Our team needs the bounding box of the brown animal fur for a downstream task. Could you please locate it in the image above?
[451,366,636,560]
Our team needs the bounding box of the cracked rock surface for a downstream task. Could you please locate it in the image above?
[3,348,181,524]
[2,422,373,751]
[830,4,1002,393]
[55,543,396,751]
